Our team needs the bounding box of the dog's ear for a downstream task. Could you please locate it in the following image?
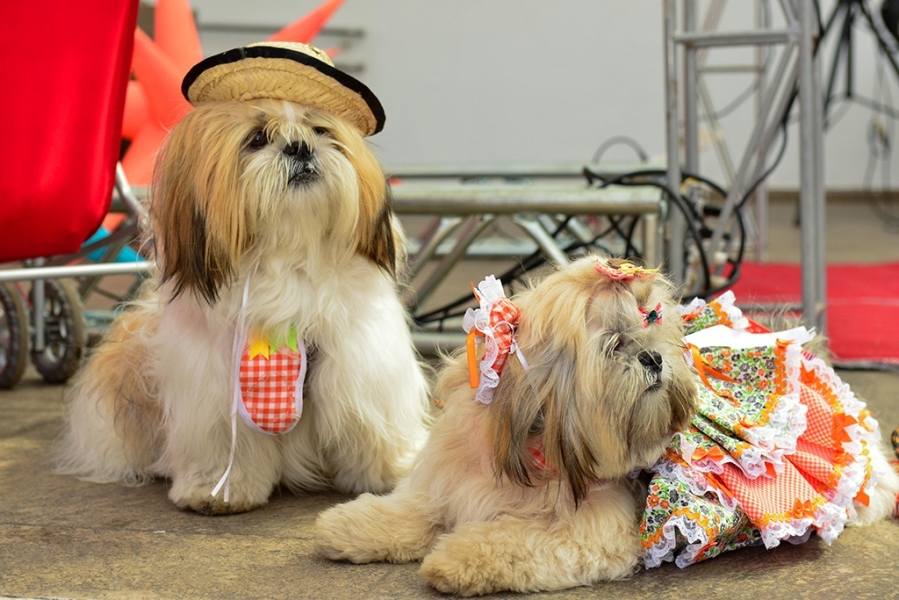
[489,344,601,505]
[488,355,546,490]
[326,116,399,277]
[154,196,232,305]
[484,285,598,500]
[151,105,251,304]
[662,345,699,432]
[358,186,398,279]
[535,348,604,505]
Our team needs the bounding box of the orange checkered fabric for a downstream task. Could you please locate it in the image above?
[239,336,306,435]
[642,291,883,569]
[464,275,524,403]
[486,297,520,377]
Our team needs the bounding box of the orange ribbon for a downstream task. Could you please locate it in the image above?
[467,328,484,389]
[791,499,817,520]
[832,413,858,444]
[691,445,727,463]
[688,344,738,399]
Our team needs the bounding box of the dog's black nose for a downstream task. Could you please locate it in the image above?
[284,140,313,160]
[638,350,663,374]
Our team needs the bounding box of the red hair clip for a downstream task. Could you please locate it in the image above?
[639,303,663,327]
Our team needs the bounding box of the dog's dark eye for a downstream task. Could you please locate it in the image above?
[605,335,626,356]
[247,130,268,150]
[313,126,331,137]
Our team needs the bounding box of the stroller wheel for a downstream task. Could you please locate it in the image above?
[29,279,86,384]
[0,282,29,389]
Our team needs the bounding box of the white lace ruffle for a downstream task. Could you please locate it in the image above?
[643,512,712,569]
[462,275,509,404]
[758,498,848,548]
[738,340,809,466]
[677,297,706,318]
[710,290,750,331]
[653,457,739,510]
[673,430,772,480]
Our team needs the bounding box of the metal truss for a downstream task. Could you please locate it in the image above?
[663,0,827,333]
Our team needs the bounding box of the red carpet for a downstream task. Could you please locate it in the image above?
[727,262,899,367]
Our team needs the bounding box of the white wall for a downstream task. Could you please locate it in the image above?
[186,0,899,191]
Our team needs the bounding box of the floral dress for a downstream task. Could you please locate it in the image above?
[641,292,884,568]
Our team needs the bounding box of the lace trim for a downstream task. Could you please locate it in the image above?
[643,512,713,569]
[677,297,706,318]
[709,291,750,331]
[739,341,808,462]
[800,353,881,507]
[756,497,847,548]
[674,431,774,480]
[653,455,740,510]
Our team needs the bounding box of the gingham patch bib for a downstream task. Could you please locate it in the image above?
[237,327,306,435]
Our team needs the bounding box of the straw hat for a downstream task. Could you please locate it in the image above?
[181,41,385,136]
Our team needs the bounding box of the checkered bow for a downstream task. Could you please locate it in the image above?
[463,275,523,404]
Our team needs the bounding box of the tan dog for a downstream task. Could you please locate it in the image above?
[316,254,899,595]
[55,42,430,515]
[315,255,697,594]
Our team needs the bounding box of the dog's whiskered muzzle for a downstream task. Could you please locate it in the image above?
[638,350,663,375]
[284,140,313,160]
[284,140,319,184]
[638,350,664,391]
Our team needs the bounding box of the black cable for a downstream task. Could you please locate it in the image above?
[824,96,854,130]
[833,92,899,120]
[591,135,649,164]
[862,36,899,229]
[699,81,760,123]
[418,208,655,324]
[585,167,718,293]
[590,165,755,297]
[738,117,790,210]
[413,216,578,325]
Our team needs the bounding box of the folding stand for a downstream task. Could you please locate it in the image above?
[663,0,827,333]
[386,171,665,354]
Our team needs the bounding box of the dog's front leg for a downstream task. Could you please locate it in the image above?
[308,291,429,495]
[165,413,284,515]
[164,398,284,515]
[315,484,441,563]
[419,485,641,596]
[158,307,283,515]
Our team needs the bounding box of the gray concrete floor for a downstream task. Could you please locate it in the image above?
[2,197,899,600]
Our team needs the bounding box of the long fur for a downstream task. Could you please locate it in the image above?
[315,255,698,595]
[55,99,430,514]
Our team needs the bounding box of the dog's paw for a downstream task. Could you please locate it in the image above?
[420,546,505,597]
[172,495,261,516]
[315,494,434,564]
[419,530,526,597]
[315,502,380,563]
[168,478,268,515]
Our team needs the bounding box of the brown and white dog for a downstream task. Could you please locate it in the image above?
[55,42,430,515]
